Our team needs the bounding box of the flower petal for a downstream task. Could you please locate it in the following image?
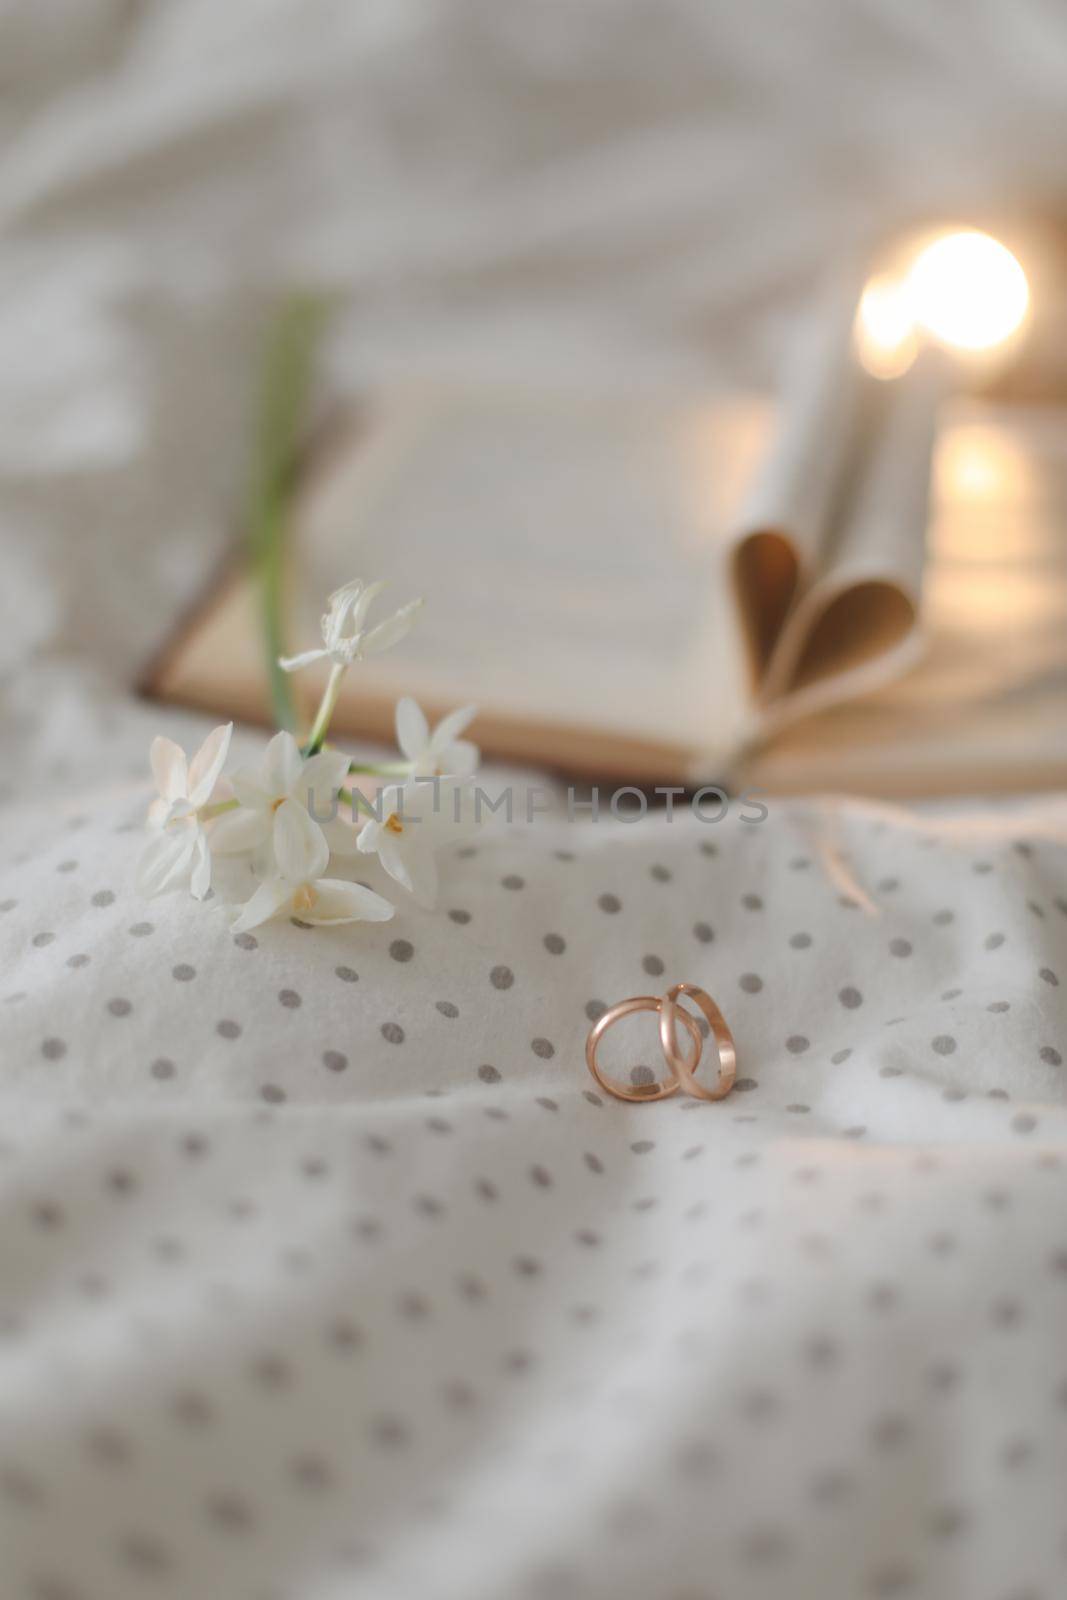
[189,831,212,900]
[149,737,188,802]
[278,647,328,673]
[263,731,304,797]
[296,749,350,814]
[402,836,439,909]
[395,697,429,762]
[273,799,330,883]
[431,705,477,750]
[345,578,386,638]
[444,737,480,779]
[231,878,293,933]
[187,723,233,808]
[136,829,195,897]
[375,835,414,895]
[304,880,395,925]
[209,807,271,855]
[229,769,273,811]
[360,599,423,657]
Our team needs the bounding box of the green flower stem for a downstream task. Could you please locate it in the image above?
[347,760,411,777]
[303,661,346,757]
[247,294,327,736]
[201,799,240,820]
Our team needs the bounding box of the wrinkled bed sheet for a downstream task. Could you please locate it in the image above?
[1,777,1066,1600]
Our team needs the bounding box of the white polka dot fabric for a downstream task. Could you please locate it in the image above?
[1,782,1066,1600]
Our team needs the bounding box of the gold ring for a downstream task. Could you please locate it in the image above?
[659,982,737,1102]
[585,994,702,1102]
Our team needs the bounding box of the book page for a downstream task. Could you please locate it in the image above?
[732,270,936,723]
[293,385,759,771]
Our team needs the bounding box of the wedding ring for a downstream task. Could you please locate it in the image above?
[658,982,737,1102]
[585,994,702,1102]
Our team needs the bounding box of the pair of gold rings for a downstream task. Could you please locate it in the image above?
[585,982,737,1104]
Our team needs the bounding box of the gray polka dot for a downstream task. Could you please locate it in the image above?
[742,894,764,911]
[334,965,357,982]
[66,954,90,969]
[931,1035,957,1056]
[831,1048,852,1065]
[585,999,607,1022]
[41,1038,67,1061]
[985,932,1005,950]
[323,1050,347,1073]
[733,1078,759,1092]
[478,1064,501,1084]
[1039,967,1059,986]
[642,954,665,977]
[650,864,671,882]
[987,1001,1010,1013]
[107,998,132,1018]
[172,964,196,982]
[531,1038,555,1059]
[543,933,566,955]
[234,933,258,951]
[390,939,414,963]
[786,1035,810,1055]
[1011,1113,1037,1135]
[448,909,471,925]
[128,922,154,937]
[629,1066,655,1089]
[1040,1046,1062,1066]
[889,938,912,957]
[205,1489,256,1531]
[32,932,55,948]
[839,986,863,1009]
[278,989,301,1009]
[150,1058,175,1080]
[598,893,621,914]
[693,922,714,943]
[436,1000,459,1019]
[941,987,962,1001]
[933,909,954,926]
[381,1023,404,1045]
[490,966,514,990]
[501,874,525,891]
[790,932,812,950]
[739,973,763,994]
[217,1020,241,1039]
[90,890,115,908]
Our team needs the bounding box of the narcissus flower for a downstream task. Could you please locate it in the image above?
[356,777,470,909]
[210,731,351,870]
[396,697,479,779]
[137,724,232,900]
[231,798,395,933]
[278,579,422,673]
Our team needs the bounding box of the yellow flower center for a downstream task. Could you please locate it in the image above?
[292,883,318,913]
[385,813,404,835]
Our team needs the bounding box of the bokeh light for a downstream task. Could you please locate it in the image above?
[856,229,1029,377]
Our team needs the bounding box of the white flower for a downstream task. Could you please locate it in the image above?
[210,730,351,870]
[396,697,479,779]
[278,578,422,673]
[231,800,395,933]
[137,724,232,900]
[356,777,468,909]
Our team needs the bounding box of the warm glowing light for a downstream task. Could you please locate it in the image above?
[906,231,1029,352]
[855,275,919,379]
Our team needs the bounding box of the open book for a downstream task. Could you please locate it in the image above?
[145,358,1067,798]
